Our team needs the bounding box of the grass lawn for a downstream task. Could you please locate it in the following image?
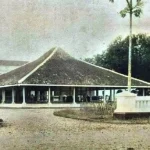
[54,102,150,124]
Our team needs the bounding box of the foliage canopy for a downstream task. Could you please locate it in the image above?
[85,34,150,82]
[109,0,144,18]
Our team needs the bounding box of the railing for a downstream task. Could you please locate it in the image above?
[115,91,150,113]
[135,96,150,111]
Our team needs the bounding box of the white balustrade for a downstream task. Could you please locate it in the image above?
[135,96,150,112]
[115,91,150,113]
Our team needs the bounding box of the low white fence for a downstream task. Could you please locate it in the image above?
[115,91,150,113]
[135,96,150,112]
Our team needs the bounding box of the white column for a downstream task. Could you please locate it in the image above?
[143,89,145,96]
[73,87,76,104]
[94,90,96,96]
[37,91,40,102]
[52,91,54,96]
[48,87,51,104]
[22,87,26,104]
[2,89,5,104]
[110,89,113,101]
[103,88,106,103]
[113,89,116,101]
[12,88,15,104]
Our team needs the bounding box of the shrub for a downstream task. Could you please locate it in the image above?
[80,101,116,117]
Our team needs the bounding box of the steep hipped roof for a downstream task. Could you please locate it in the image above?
[0,47,149,86]
[0,48,56,85]
[0,60,28,66]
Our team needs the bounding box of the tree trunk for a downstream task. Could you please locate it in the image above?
[128,0,132,92]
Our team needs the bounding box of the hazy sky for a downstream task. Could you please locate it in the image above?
[0,0,150,61]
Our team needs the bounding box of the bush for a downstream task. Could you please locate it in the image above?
[80,101,116,117]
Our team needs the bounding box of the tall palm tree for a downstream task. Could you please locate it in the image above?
[109,0,144,92]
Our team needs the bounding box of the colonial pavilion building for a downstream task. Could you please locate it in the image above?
[0,47,149,108]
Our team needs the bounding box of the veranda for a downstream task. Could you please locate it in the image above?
[0,85,149,108]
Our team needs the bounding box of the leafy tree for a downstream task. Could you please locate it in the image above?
[84,58,95,64]
[85,34,150,82]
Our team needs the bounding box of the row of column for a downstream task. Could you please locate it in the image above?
[1,87,76,105]
[0,87,117,104]
[1,88,15,104]
[1,87,146,104]
[23,87,76,105]
[95,88,116,102]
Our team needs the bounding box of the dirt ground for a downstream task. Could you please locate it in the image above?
[0,109,150,150]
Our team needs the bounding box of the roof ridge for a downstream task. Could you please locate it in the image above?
[0,60,28,66]
[0,60,32,76]
[18,47,58,84]
[78,59,150,85]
